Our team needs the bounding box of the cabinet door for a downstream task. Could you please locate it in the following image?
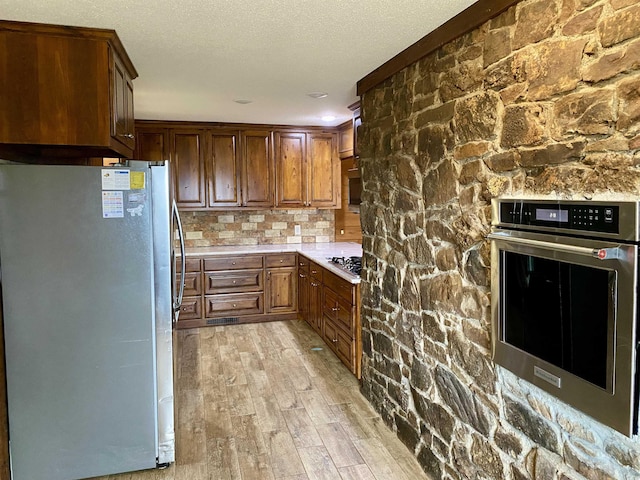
[309,278,323,333]
[266,267,297,314]
[134,128,169,161]
[275,132,306,207]
[298,268,310,322]
[242,130,274,207]
[307,133,339,208]
[172,130,206,208]
[207,131,241,207]
[112,53,135,150]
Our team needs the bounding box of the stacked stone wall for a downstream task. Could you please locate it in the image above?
[359,0,640,478]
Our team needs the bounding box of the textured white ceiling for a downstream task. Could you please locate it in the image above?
[1,0,477,126]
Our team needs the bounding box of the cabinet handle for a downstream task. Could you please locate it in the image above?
[332,307,339,312]
[311,282,318,287]
[299,273,307,278]
[332,338,338,343]
[119,133,135,139]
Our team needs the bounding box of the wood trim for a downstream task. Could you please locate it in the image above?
[135,119,339,133]
[356,0,522,96]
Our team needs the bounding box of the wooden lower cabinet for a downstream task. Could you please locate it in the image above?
[297,258,361,378]
[175,253,297,328]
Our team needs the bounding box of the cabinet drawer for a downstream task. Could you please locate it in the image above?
[265,253,297,268]
[205,269,263,294]
[204,255,263,271]
[323,316,354,371]
[297,255,310,271]
[309,261,323,282]
[182,272,202,296]
[178,296,202,320]
[177,257,202,273]
[323,287,354,332]
[205,293,264,317]
[323,270,354,303]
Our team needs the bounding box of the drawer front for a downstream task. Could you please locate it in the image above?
[323,287,339,320]
[309,261,323,282]
[204,255,263,271]
[323,316,354,370]
[205,293,264,317]
[178,296,202,320]
[265,253,297,268]
[323,270,354,303]
[185,257,202,272]
[182,272,202,296]
[297,255,310,271]
[205,269,263,294]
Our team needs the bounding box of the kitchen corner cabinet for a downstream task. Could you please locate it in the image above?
[0,20,138,160]
[175,253,297,329]
[297,258,361,378]
[275,131,340,208]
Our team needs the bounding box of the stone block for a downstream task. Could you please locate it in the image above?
[553,88,615,135]
[513,0,558,49]
[413,391,456,443]
[454,141,492,161]
[423,160,459,206]
[484,28,512,68]
[416,124,455,173]
[454,92,501,143]
[394,413,420,453]
[504,396,560,454]
[564,441,619,480]
[495,429,524,458]
[417,444,443,479]
[617,75,640,134]
[421,272,463,314]
[533,448,562,480]
[519,141,586,167]
[583,38,640,83]
[471,434,505,479]
[485,151,520,172]
[435,366,491,435]
[599,4,640,47]
[440,61,485,102]
[501,103,548,147]
[562,5,602,36]
[525,39,588,101]
[459,159,484,184]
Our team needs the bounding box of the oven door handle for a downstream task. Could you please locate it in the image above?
[487,232,622,260]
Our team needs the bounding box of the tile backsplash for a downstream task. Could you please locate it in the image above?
[180,209,335,247]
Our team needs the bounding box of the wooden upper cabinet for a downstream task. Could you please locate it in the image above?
[275,132,306,208]
[172,130,206,208]
[134,128,169,161]
[112,53,135,151]
[338,120,354,159]
[242,130,274,208]
[307,132,339,208]
[275,131,339,209]
[0,20,138,160]
[207,131,241,207]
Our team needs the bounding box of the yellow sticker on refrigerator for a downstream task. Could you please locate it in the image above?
[130,171,145,190]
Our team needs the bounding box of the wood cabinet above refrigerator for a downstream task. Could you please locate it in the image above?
[0,20,138,161]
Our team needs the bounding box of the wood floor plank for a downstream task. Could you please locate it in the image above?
[263,358,303,410]
[281,408,323,448]
[226,384,256,416]
[351,437,412,480]
[297,446,342,480]
[175,389,206,465]
[263,429,306,478]
[220,343,248,386]
[205,437,241,480]
[315,423,364,468]
[337,464,377,480]
[231,414,269,455]
[297,389,338,425]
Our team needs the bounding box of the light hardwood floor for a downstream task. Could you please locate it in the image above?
[94,320,431,480]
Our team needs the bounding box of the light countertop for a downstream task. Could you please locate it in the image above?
[185,242,362,283]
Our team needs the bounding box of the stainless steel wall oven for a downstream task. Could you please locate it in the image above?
[489,199,640,436]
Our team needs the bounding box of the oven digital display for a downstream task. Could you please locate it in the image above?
[535,208,568,223]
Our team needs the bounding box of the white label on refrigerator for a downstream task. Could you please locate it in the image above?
[102,191,124,218]
[101,169,131,190]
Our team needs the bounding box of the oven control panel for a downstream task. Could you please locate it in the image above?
[499,201,619,234]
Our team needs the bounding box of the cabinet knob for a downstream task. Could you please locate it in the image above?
[232,261,236,265]
[233,303,237,307]
[280,259,284,263]
[299,273,306,278]
[120,133,135,139]
[232,280,236,284]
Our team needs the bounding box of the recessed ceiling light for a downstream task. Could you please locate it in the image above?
[234,99,253,104]
[307,92,328,99]
[322,115,336,122]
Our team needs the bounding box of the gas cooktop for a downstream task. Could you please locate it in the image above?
[329,256,362,276]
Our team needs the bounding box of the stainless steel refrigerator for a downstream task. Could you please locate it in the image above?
[0,162,184,480]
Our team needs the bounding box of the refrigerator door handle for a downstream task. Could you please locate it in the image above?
[172,199,186,318]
